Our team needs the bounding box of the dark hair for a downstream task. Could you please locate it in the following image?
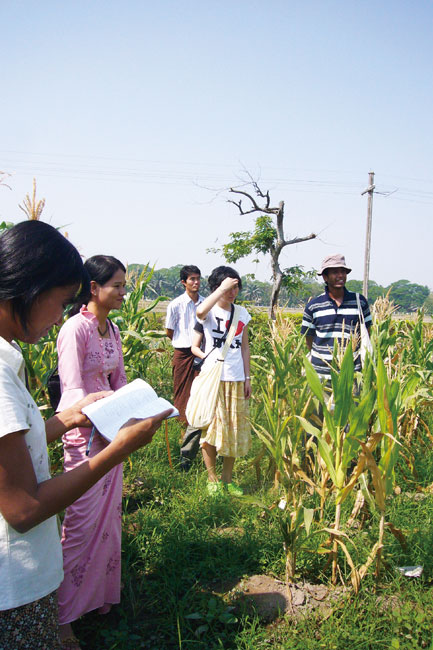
[208,266,242,292]
[180,265,201,283]
[0,220,86,330]
[70,255,126,314]
[85,255,126,286]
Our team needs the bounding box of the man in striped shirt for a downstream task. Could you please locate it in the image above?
[301,254,372,378]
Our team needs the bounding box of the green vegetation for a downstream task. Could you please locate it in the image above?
[20,275,433,649]
[131,263,431,314]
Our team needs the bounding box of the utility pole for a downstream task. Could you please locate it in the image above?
[361,171,375,298]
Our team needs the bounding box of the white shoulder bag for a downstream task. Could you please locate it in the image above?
[356,293,373,365]
[185,305,240,429]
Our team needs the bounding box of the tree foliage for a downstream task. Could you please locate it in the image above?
[129,263,431,313]
[221,215,277,263]
[346,279,386,304]
[423,292,433,316]
[388,279,430,312]
[211,174,316,317]
[347,278,430,312]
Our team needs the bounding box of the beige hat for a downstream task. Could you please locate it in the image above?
[319,254,352,276]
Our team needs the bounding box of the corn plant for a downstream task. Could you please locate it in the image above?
[110,267,169,382]
[399,310,433,378]
[371,307,433,447]
[19,327,59,410]
[297,322,432,590]
[298,344,378,588]
[249,326,318,590]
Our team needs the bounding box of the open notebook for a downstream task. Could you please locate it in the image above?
[82,378,178,442]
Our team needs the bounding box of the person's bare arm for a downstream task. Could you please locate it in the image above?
[45,391,112,443]
[166,328,174,340]
[241,325,251,399]
[191,330,205,359]
[306,335,314,352]
[0,409,172,534]
[196,277,238,320]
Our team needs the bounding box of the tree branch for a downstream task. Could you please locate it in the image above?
[228,187,279,215]
[282,233,317,247]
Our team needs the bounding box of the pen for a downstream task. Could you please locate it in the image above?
[86,426,96,457]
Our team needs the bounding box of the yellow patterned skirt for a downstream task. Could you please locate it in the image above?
[200,381,251,458]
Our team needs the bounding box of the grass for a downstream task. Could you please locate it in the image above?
[69,411,433,650]
[28,298,431,649]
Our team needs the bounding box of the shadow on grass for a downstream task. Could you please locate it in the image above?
[75,490,268,649]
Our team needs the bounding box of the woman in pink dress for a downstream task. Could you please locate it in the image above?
[56,255,128,646]
[0,224,171,650]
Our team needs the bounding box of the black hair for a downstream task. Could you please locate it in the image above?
[0,220,86,330]
[85,255,126,287]
[180,265,201,283]
[208,265,242,292]
[70,255,126,315]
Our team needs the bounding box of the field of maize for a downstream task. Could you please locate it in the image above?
[22,269,433,649]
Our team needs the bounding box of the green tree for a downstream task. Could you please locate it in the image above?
[128,264,184,299]
[387,279,430,312]
[346,279,386,304]
[240,274,272,305]
[211,174,316,318]
[281,277,322,307]
[423,292,433,316]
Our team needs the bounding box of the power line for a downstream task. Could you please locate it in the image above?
[2,151,433,203]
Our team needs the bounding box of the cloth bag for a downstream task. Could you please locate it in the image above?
[185,305,240,429]
[356,293,373,364]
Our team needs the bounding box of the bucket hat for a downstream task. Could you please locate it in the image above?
[318,254,352,276]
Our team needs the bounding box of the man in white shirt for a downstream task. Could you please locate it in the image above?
[165,265,204,470]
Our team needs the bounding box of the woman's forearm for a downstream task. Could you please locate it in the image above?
[191,332,204,359]
[241,327,250,377]
[16,442,125,532]
[45,409,77,443]
[45,391,112,444]
[196,287,223,320]
[191,345,205,359]
[1,411,170,534]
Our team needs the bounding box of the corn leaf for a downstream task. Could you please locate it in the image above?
[333,344,355,428]
[303,508,314,536]
[297,417,338,486]
[303,355,325,403]
[359,441,386,511]
[336,539,361,593]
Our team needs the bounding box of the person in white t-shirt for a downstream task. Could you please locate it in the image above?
[0,221,172,650]
[165,265,204,470]
[191,266,251,496]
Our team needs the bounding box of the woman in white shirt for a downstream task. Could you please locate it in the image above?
[191,266,251,496]
[0,221,171,650]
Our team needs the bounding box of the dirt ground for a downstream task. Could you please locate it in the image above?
[204,574,348,623]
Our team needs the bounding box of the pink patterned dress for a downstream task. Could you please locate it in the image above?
[56,306,127,625]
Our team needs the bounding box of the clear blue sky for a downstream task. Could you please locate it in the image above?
[1,1,432,290]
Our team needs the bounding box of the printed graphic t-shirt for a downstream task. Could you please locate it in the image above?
[198,304,251,381]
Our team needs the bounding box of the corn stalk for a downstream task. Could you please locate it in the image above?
[251,330,316,585]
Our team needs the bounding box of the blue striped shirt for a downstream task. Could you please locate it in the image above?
[300,288,372,377]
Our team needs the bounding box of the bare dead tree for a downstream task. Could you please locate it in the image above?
[226,177,316,318]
